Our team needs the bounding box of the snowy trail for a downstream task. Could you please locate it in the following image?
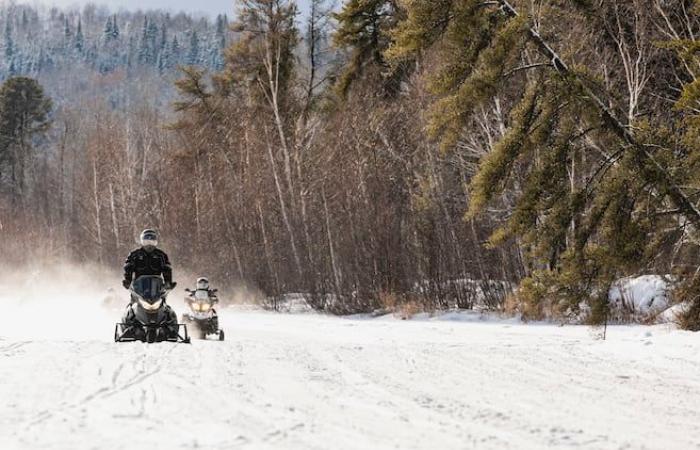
[1,309,700,450]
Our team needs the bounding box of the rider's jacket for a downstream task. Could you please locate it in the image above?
[123,247,173,285]
[188,288,218,302]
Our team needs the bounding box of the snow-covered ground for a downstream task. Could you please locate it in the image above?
[1,298,700,450]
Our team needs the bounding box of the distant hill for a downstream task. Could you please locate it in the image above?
[0,2,229,109]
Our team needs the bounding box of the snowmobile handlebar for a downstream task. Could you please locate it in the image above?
[124,280,177,292]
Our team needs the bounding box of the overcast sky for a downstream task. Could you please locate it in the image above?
[13,0,312,17]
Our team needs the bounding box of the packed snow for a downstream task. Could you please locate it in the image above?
[1,273,700,450]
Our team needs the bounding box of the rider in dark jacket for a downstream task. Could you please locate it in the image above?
[123,229,175,290]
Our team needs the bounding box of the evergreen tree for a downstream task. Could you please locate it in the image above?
[0,77,52,203]
[157,27,168,73]
[223,0,299,101]
[103,16,114,42]
[4,20,16,63]
[139,16,159,65]
[385,0,700,321]
[74,18,84,53]
[63,17,72,43]
[187,31,200,66]
[169,36,181,68]
[215,14,227,49]
[333,0,402,96]
[159,26,167,54]
[111,15,120,41]
[147,20,158,62]
[663,14,700,329]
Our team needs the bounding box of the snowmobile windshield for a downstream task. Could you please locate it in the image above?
[195,290,209,301]
[132,276,164,301]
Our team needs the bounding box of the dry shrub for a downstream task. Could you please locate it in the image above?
[378,291,398,311]
[378,291,427,320]
[673,277,700,331]
[397,301,422,320]
[503,292,521,316]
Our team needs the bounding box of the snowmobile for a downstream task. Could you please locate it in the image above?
[114,275,191,343]
[182,283,224,341]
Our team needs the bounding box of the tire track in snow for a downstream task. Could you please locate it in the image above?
[3,313,700,450]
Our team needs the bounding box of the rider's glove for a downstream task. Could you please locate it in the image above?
[122,279,131,290]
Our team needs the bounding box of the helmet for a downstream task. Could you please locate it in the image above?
[140,229,158,252]
[196,277,209,290]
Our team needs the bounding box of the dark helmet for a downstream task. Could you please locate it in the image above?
[140,229,158,252]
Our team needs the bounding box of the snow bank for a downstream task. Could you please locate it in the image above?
[371,309,524,325]
[608,275,673,319]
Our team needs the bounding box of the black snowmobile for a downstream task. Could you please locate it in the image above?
[182,287,224,341]
[114,275,191,343]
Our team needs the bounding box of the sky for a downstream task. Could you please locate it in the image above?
[14,0,312,17]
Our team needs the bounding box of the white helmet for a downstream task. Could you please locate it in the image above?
[196,277,209,290]
[140,229,158,251]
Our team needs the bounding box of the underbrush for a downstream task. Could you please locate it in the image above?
[672,276,700,331]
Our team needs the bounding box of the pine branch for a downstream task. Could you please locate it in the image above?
[496,0,700,226]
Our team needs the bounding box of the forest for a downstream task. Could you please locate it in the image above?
[1,0,700,328]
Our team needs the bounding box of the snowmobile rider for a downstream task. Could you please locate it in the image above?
[187,277,219,302]
[185,277,220,333]
[122,229,176,290]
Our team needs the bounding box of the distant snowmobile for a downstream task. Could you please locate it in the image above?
[114,275,190,343]
[182,277,224,341]
[101,287,122,310]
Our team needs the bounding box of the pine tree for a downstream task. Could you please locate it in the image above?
[187,31,200,66]
[4,20,15,72]
[159,26,167,54]
[663,11,700,329]
[383,0,700,321]
[157,26,168,72]
[103,15,120,44]
[0,77,52,204]
[74,18,84,53]
[147,20,158,62]
[215,14,227,49]
[223,0,299,102]
[63,17,71,42]
[103,16,114,42]
[139,16,158,65]
[170,36,181,68]
[112,15,120,40]
[333,0,402,96]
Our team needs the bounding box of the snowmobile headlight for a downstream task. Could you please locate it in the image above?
[139,298,163,311]
[200,302,211,311]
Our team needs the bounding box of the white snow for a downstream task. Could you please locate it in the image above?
[609,275,673,318]
[1,288,700,449]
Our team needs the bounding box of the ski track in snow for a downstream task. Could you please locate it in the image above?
[1,310,700,450]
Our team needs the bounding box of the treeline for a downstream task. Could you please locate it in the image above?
[3,0,700,327]
[0,2,227,78]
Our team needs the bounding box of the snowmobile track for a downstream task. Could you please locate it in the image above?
[1,312,700,449]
